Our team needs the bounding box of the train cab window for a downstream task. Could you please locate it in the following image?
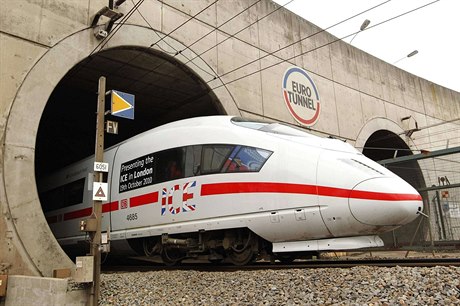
[155,148,185,182]
[223,146,272,173]
[201,145,234,174]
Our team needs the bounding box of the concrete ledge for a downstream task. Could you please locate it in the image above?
[5,275,88,306]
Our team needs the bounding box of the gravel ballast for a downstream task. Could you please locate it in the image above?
[100,266,460,305]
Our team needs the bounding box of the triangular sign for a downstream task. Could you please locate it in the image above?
[93,182,108,201]
[95,186,105,198]
[112,91,133,114]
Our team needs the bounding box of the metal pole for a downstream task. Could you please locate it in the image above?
[89,76,106,306]
[404,215,424,258]
[435,190,447,240]
[425,197,436,257]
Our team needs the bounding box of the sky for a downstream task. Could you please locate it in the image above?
[272,0,460,92]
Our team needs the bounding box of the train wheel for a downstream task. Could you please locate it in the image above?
[161,248,184,266]
[225,230,257,266]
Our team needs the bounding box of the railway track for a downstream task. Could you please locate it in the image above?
[102,256,460,273]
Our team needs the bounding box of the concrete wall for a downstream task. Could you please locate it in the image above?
[4,275,88,306]
[1,0,459,276]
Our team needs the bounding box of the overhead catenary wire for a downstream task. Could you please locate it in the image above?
[357,133,460,152]
[135,0,263,56]
[155,0,389,82]
[127,0,266,82]
[358,136,460,153]
[104,0,219,80]
[412,129,460,143]
[122,0,296,86]
[368,127,460,148]
[361,124,460,148]
[416,117,460,131]
[202,0,391,81]
[149,0,220,49]
[178,0,264,53]
[180,0,296,68]
[130,0,217,79]
[208,0,441,91]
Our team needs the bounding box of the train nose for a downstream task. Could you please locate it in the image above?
[349,177,423,226]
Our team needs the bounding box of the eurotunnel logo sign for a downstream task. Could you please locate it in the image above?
[282,66,320,126]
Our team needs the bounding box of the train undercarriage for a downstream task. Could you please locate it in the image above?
[127,228,319,266]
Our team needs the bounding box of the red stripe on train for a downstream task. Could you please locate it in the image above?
[349,190,421,201]
[200,182,317,196]
[201,182,422,201]
[130,192,159,208]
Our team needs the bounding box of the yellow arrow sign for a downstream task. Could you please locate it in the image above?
[111,90,135,119]
[112,91,133,113]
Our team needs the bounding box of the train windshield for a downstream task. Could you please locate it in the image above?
[231,117,314,137]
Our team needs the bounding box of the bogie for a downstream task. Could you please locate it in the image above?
[135,228,263,265]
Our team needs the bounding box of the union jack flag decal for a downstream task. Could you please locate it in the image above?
[161,181,197,215]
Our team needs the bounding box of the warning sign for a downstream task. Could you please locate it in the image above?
[93,182,108,201]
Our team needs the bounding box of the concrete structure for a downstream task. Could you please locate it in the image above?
[4,275,87,305]
[1,0,459,281]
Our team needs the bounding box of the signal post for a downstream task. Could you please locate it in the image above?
[82,76,134,305]
[88,76,107,306]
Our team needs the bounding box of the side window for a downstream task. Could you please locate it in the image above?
[39,178,85,212]
[223,146,272,173]
[155,147,185,182]
[201,145,234,174]
[184,145,202,177]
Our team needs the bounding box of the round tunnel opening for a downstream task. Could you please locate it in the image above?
[362,129,425,189]
[35,47,224,254]
[362,129,427,246]
[36,46,224,179]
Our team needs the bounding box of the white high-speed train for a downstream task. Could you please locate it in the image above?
[39,116,423,265]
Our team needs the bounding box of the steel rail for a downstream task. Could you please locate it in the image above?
[102,257,460,273]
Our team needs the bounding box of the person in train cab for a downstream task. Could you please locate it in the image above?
[227,158,248,172]
[167,160,183,179]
